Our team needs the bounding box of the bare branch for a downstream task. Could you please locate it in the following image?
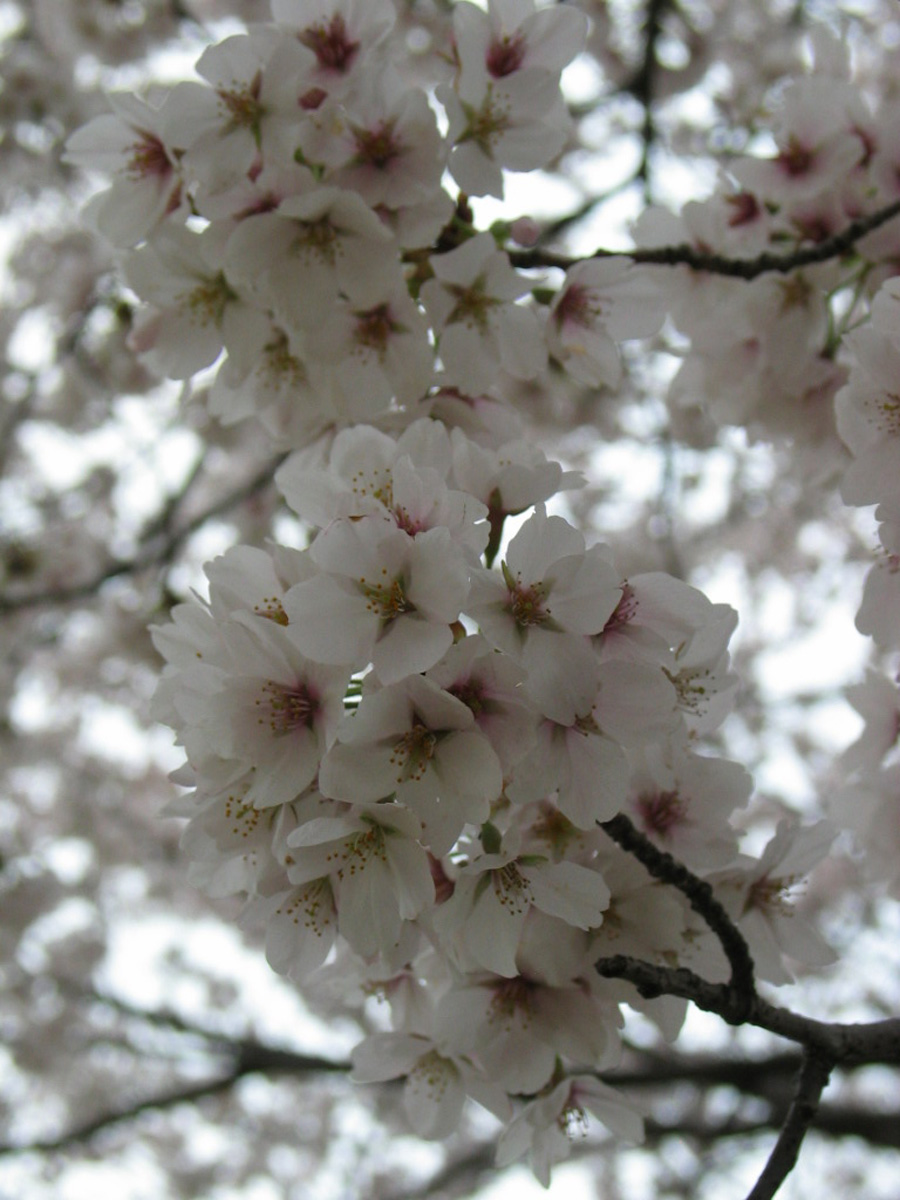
[594,953,900,1066]
[510,196,900,278]
[744,1050,833,1200]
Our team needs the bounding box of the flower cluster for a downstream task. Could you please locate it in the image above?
[64,0,664,444]
[66,0,863,1182]
[635,32,900,450]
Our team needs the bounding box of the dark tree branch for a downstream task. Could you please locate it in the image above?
[608,1046,803,1094]
[744,1050,833,1200]
[0,1038,350,1157]
[510,196,900,278]
[645,1096,900,1152]
[600,812,757,1008]
[5,1001,900,1180]
[595,953,900,1066]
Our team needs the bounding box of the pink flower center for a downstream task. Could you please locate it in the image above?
[449,679,487,716]
[128,132,171,180]
[354,303,400,354]
[300,15,360,73]
[602,582,637,633]
[354,119,401,169]
[217,73,264,130]
[181,273,235,328]
[725,191,760,227]
[488,975,535,1023]
[486,32,526,78]
[300,86,328,111]
[743,873,795,916]
[554,283,598,330]
[458,86,511,154]
[446,277,499,332]
[636,789,686,839]
[505,575,551,628]
[778,137,815,178]
[791,211,834,243]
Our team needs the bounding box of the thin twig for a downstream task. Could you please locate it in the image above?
[510,196,900,278]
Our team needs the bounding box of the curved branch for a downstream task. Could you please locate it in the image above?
[511,196,900,278]
[600,812,757,1009]
[594,953,900,1065]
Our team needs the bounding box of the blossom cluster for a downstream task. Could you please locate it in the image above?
[65,0,664,443]
[636,32,900,450]
[64,0,871,1182]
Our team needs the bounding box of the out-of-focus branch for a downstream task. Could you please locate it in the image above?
[627,0,672,194]
[0,1038,351,1157]
[377,1143,496,1200]
[4,1007,899,1178]
[609,1046,803,1093]
[645,1102,900,1151]
[0,453,287,615]
[510,196,900,277]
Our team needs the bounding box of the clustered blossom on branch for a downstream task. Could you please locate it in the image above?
[65,0,900,1185]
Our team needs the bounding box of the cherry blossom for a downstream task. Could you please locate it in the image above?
[433,846,610,977]
[285,803,434,959]
[420,231,547,393]
[548,258,664,388]
[124,224,271,379]
[318,674,503,854]
[496,1074,644,1186]
[466,505,621,722]
[351,1031,511,1137]
[63,91,185,247]
[224,186,397,327]
[283,517,471,683]
[54,3,900,1187]
[709,821,838,985]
